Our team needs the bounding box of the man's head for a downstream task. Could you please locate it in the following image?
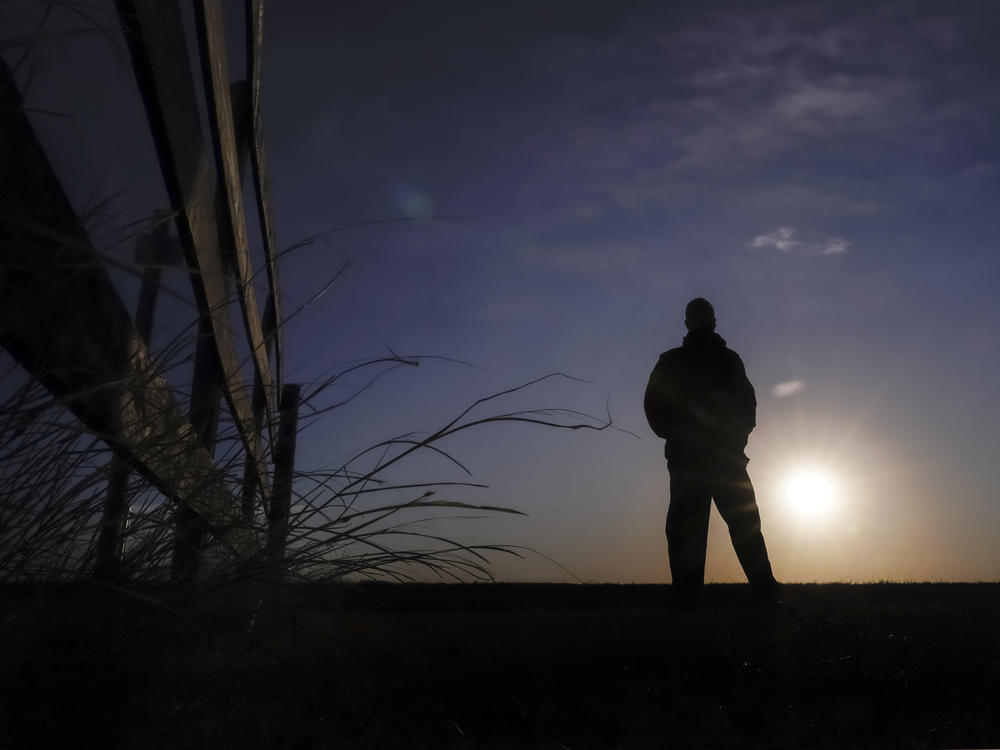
[684,298,716,332]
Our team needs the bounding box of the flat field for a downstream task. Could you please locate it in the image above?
[2,582,998,749]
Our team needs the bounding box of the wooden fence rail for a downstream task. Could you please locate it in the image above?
[247,0,284,394]
[116,0,273,505]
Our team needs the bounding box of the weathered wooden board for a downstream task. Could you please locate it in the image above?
[194,0,275,414]
[246,0,285,392]
[115,0,271,499]
[243,0,286,522]
[172,81,258,582]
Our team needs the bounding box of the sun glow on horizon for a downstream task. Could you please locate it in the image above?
[781,467,839,521]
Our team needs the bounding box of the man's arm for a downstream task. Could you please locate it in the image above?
[643,359,675,439]
[729,353,757,435]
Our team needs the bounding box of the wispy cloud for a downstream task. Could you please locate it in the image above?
[772,380,805,398]
[773,84,885,135]
[748,227,852,256]
[819,237,851,255]
[749,226,798,251]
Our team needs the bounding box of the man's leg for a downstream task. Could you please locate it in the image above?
[666,466,712,607]
[711,461,778,596]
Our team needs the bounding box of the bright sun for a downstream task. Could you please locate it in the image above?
[781,468,838,519]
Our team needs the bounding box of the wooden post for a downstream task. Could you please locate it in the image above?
[266,384,300,571]
[95,212,179,580]
[242,292,275,523]
[170,310,220,584]
[133,214,179,340]
[94,454,131,581]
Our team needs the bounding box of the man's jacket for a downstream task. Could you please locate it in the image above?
[643,330,756,462]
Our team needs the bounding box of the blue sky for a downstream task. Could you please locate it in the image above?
[4,0,1000,582]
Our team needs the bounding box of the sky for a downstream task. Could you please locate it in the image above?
[4,0,1000,582]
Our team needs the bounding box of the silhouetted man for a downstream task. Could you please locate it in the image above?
[644,298,778,608]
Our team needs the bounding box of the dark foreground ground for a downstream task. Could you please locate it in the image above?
[2,582,998,749]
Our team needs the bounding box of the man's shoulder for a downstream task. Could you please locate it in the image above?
[653,347,685,368]
[721,345,745,362]
[658,346,685,360]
